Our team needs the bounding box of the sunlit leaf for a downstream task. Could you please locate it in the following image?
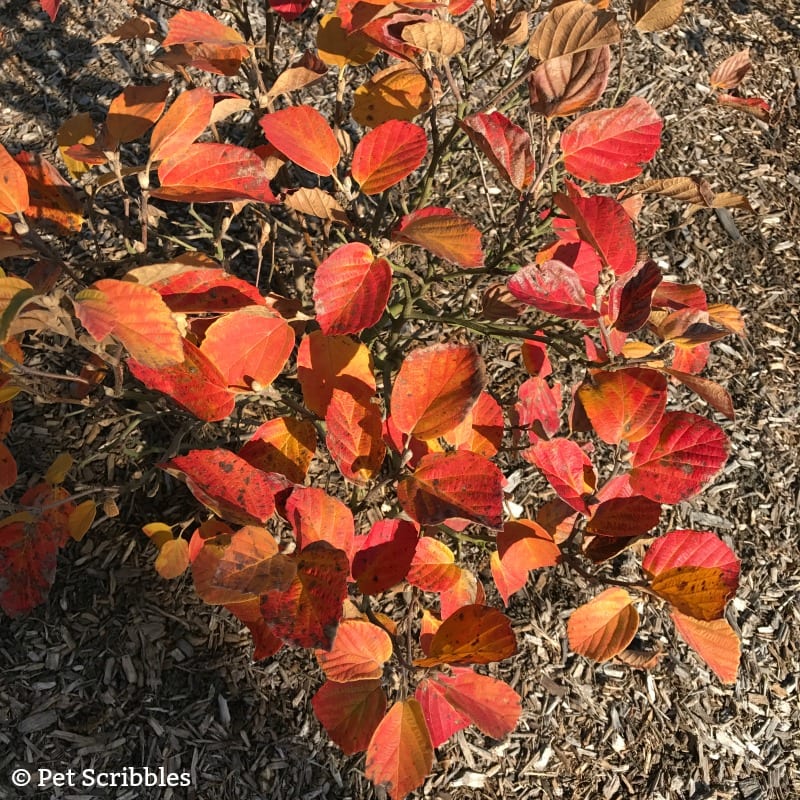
[710,48,752,90]
[560,97,662,184]
[401,19,465,57]
[0,144,30,216]
[671,610,740,684]
[259,105,340,176]
[286,486,355,559]
[266,51,328,100]
[391,343,485,440]
[629,411,729,503]
[415,677,470,747]
[630,0,685,32]
[155,537,190,579]
[352,63,433,128]
[442,390,504,458]
[407,536,462,593]
[317,13,379,66]
[351,120,428,195]
[326,389,386,485]
[526,437,597,515]
[528,0,620,60]
[398,451,505,530]
[567,587,639,662]
[365,699,433,800]
[508,260,597,321]
[239,417,317,484]
[316,619,393,681]
[12,151,83,234]
[149,88,215,163]
[415,604,516,666]
[394,207,484,268]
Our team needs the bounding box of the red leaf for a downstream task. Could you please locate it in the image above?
[553,192,637,274]
[0,144,31,216]
[585,496,662,538]
[127,338,236,422]
[517,375,563,440]
[164,449,276,525]
[313,243,392,335]
[671,610,740,684]
[297,331,376,417]
[461,111,535,191]
[393,207,484,268]
[269,0,313,20]
[560,97,663,184]
[200,306,294,391]
[39,0,60,22]
[285,487,355,559]
[491,520,560,605]
[259,106,340,176]
[312,679,387,754]
[391,343,486,440]
[398,451,505,530]
[260,541,349,649]
[0,442,17,492]
[153,143,277,204]
[441,390,504,457]
[149,87,215,163]
[612,259,662,332]
[132,264,266,313]
[407,536,461,593]
[211,525,294,596]
[0,516,59,616]
[415,678,470,748]
[521,336,552,378]
[239,417,317,484]
[629,411,729,503]
[508,260,598,321]
[353,519,419,595]
[577,367,666,444]
[716,94,771,122]
[568,587,639,662]
[439,569,484,620]
[431,668,521,739]
[526,438,597,515]
[414,604,516,666]
[326,389,386,485]
[316,619,393,681]
[74,279,183,368]
[351,120,428,194]
[12,151,83,234]
[365,699,433,800]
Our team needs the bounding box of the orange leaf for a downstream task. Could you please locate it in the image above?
[391,343,485,440]
[312,679,387,754]
[313,242,392,335]
[316,619,393,681]
[259,105,340,176]
[567,587,639,662]
[351,120,428,195]
[528,0,620,60]
[394,207,484,268]
[441,390,504,457]
[325,389,386,485]
[0,144,29,215]
[162,9,249,73]
[577,367,666,444]
[491,520,560,605]
[398,451,505,530]
[365,699,433,800]
[352,62,432,128]
[297,331,376,417]
[67,500,96,542]
[407,536,462,593]
[239,417,317,484]
[149,88,215,163]
[560,97,662,184]
[415,604,516,666]
[629,411,729,503]
[153,143,277,204]
[200,306,294,391]
[74,279,183,368]
[285,487,355,559]
[12,151,83,234]
[106,83,169,144]
[128,338,236,422]
[671,610,740,684]
[663,369,735,421]
[155,537,190,579]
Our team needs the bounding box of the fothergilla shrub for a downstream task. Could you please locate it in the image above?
[0,0,769,796]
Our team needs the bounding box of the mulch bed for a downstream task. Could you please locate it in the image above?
[1,0,799,798]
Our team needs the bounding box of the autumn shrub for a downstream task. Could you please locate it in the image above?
[0,0,770,796]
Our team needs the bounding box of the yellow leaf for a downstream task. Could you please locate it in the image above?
[68,500,97,541]
[45,453,73,486]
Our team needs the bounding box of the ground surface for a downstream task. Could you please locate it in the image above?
[0,0,799,798]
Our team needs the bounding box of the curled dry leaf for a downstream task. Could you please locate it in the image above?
[266,51,328,100]
[716,94,770,123]
[95,15,160,44]
[490,11,528,47]
[633,176,716,206]
[401,19,465,57]
[529,45,611,118]
[630,0,685,32]
[528,0,620,61]
[284,188,349,224]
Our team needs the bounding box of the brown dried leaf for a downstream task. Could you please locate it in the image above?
[633,177,715,205]
[528,0,620,61]
[710,48,752,90]
[284,188,350,224]
[266,51,328,100]
[490,11,528,46]
[95,15,160,44]
[630,0,684,32]
[401,19,465,57]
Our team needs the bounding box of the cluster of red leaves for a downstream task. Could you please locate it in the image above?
[0,1,764,797]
